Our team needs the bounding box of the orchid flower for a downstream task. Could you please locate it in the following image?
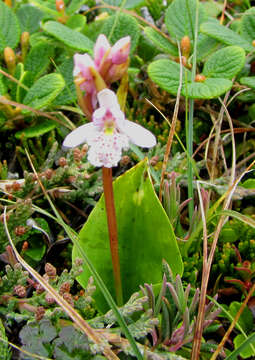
[63,89,156,168]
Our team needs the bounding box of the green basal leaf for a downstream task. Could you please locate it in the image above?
[73,160,183,311]
[241,179,255,189]
[101,12,140,53]
[23,73,65,110]
[0,1,20,52]
[165,0,207,42]
[240,76,255,89]
[201,20,253,52]
[42,21,94,53]
[148,59,232,99]
[24,42,54,79]
[144,27,178,56]
[15,119,57,139]
[16,4,44,34]
[202,46,246,79]
[241,7,255,45]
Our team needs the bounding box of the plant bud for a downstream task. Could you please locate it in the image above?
[44,169,53,180]
[21,32,30,62]
[195,74,206,82]
[56,0,65,12]
[4,47,16,74]
[35,283,45,294]
[181,36,191,58]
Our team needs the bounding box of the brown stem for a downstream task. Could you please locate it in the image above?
[102,167,123,306]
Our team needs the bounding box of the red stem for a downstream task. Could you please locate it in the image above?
[102,167,123,306]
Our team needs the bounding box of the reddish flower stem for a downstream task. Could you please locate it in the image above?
[102,167,123,306]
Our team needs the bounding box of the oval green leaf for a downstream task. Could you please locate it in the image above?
[241,7,255,45]
[42,21,94,53]
[23,73,65,110]
[144,27,178,56]
[165,0,207,41]
[0,1,20,51]
[73,160,183,311]
[202,46,245,79]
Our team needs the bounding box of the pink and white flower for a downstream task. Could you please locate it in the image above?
[63,89,156,168]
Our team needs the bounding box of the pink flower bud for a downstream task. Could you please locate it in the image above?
[94,34,111,68]
[110,36,130,65]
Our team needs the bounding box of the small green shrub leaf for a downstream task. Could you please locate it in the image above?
[0,1,20,51]
[15,119,57,139]
[24,42,54,79]
[241,7,255,44]
[66,0,88,15]
[23,73,65,110]
[73,160,183,311]
[201,20,253,52]
[101,13,140,53]
[53,58,77,105]
[233,334,255,359]
[240,76,255,89]
[197,33,219,61]
[42,21,94,53]
[144,27,178,56]
[66,14,86,32]
[17,4,44,34]
[165,0,207,41]
[148,59,232,99]
[102,0,144,9]
[203,46,245,79]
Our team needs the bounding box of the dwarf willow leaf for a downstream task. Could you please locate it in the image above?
[23,73,65,110]
[17,4,44,34]
[240,76,255,89]
[43,21,94,53]
[0,1,20,52]
[53,58,77,106]
[241,7,255,45]
[66,0,88,15]
[101,13,140,53]
[15,119,56,139]
[24,42,54,79]
[202,46,245,79]
[73,160,183,311]
[144,27,178,56]
[66,14,86,32]
[103,0,144,9]
[201,20,253,52]
[165,0,207,41]
[148,59,233,99]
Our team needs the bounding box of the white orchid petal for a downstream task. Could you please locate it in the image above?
[123,120,156,148]
[97,89,120,109]
[62,123,97,149]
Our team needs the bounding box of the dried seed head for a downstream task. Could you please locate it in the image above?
[120,155,131,166]
[63,292,74,307]
[73,148,82,162]
[44,169,54,180]
[35,306,45,321]
[58,157,67,167]
[45,293,55,304]
[35,283,45,294]
[21,241,29,251]
[150,156,159,166]
[15,226,27,236]
[59,282,71,295]
[0,213,9,223]
[14,285,26,298]
[12,181,21,191]
[45,263,57,278]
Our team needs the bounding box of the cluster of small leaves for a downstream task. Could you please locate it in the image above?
[0,259,96,326]
[140,261,221,356]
